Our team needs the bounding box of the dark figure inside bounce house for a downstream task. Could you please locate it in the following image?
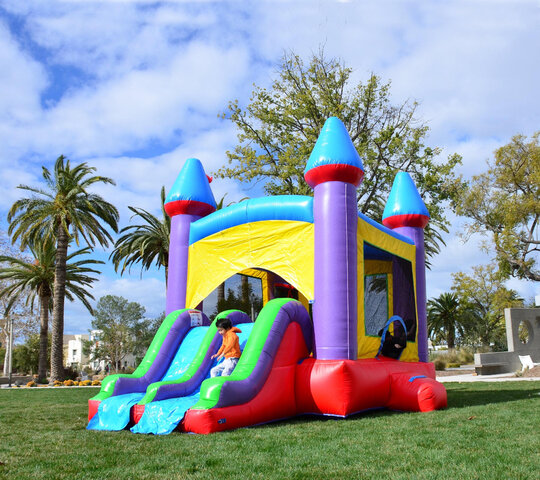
[87,117,447,435]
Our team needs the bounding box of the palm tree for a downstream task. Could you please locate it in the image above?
[427,292,461,349]
[110,187,170,282]
[0,239,103,382]
[8,155,118,381]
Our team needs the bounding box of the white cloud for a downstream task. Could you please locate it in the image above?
[12,41,250,158]
[0,23,47,120]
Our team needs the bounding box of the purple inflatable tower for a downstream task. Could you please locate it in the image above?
[382,172,430,362]
[304,117,364,360]
[164,158,216,314]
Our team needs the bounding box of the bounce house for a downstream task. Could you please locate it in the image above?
[87,117,447,435]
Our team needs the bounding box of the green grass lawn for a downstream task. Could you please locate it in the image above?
[1,382,539,480]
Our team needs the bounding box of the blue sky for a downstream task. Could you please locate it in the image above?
[1,1,538,334]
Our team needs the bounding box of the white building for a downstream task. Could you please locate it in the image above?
[89,330,137,372]
[65,334,90,368]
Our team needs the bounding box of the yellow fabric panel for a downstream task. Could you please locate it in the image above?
[239,268,271,305]
[358,220,417,261]
[298,291,310,312]
[356,219,419,360]
[399,341,419,362]
[364,260,392,275]
[357,242,365,356]
[186,220,314,309]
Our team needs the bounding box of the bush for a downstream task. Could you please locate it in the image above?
[63,366,79,381]
[457,348,474,364]
[26,381,36,388]
[80,380,92,386]
[442,350,460,364]
[53,380,63,387]
[433,357,447,371]
[91,380,101,386]
[430,348,475,367]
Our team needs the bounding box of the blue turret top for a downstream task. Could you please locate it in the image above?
[164,158,217,217]
[382,172,430,229]
[304,117,364,188]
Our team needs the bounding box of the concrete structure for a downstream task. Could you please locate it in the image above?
[474,308,540,374]
[65,334,90,368]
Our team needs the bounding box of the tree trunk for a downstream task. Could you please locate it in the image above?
[217,282,225,304]
[3,341,9,376]
[241,275,249,300]
[447,325,456,350]
[38,294,50,383]
[51,225,69,382]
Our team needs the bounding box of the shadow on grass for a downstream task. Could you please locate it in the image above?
[237,408,400,432]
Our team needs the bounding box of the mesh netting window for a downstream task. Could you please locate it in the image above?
[364,274,388,336]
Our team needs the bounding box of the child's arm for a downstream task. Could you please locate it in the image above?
[211,342,225,359]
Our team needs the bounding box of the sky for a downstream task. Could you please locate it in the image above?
[0,0,538,335]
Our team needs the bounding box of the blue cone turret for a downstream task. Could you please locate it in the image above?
[165,158,217,218]
[304,117,364,188]
[382,172,430,229]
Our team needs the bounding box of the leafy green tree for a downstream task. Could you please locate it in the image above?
[455,132,540,281]
[12,334,51,376]
[7,155,119,381]
[0,239,103,382]
[85,295,147,373]
[111,187,170,283]
[134,311,165,363]
[217,50,462,263]
[452,264,524,350]
[427,292,462,349]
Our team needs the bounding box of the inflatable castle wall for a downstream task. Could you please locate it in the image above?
[88,117,446,435]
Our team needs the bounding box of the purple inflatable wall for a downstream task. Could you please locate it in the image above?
[313,182,358,360]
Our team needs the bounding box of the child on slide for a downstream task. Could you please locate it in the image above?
[210,318,242,377]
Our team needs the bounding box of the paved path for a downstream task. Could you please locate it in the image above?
[437,372,540,382]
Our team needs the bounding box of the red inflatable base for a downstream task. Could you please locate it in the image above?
[88,399,100,421]
[296,358,446,417]
[182,356,446,434]
[133,404,145,424]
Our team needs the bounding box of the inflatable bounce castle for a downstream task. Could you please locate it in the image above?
[87,117,447,435]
